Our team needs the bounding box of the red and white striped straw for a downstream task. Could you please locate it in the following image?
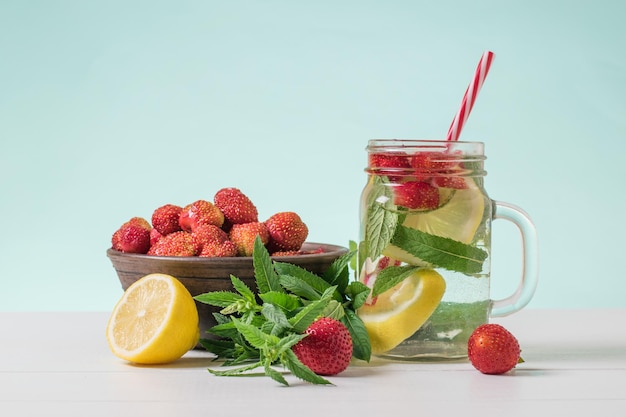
[446,51,495,141]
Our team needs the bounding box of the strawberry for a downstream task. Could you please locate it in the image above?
[265,212,308,252]
[151,204,183,235]
[199,239,237,257]
[393,181,440,210]
[213,187,259,231]
[467,323,523,375]
[147,231,196,257]
[292,317,353,376]
[369,152,411,181]
[432,175,469,189]
[179,200,224,232]
[191,224,229,254]
[149,228,163,246]
[111,217,152,254]
[229,222,270,256]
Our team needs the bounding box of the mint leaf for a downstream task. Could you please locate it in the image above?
[288,286,335,333]
[279,274,323,300]
[259,291,301,312]
[344,281,370,310]
[231,274,256,302]
[264,363,289,386]
[390,225,487,274]
[275,262,342,302]
[322,249,355,292]
[282,348,332,385]
[253,236,281,293]
[341,309,371,361]
[194,291,244,308]
[364,176,399,261]
[260,303,292,335]
[372,265,421,298]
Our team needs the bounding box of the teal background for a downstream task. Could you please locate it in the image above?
[1,0,624,311]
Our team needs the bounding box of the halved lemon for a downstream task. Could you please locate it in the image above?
[382,179,486,265]
[357,269,446,354]
[106,273,200,364]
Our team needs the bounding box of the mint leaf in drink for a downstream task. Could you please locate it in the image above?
[390,225,487,274]
[364,176,399,262]
[372,265,422,298]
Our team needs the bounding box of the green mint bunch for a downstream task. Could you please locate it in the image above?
[193,237,371,386]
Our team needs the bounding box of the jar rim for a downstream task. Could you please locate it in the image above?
[367,139,484,155]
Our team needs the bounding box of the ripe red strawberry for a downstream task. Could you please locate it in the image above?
[432,175,469,189]
[229,222,270,256]
[111,217,152,254]
[179,200,224,232]
[199,239,237,257]
[150,228,163,246]
[468,324,523,375]
[147,231,196,256]
[191,224,229,253]
[213,187,259,231]
[265,212,308,252]
[369,152,411,181]
[151,204,183,235]
[292,317,353,376]
[393,181,440,210]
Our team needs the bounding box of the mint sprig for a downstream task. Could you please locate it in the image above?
[194,236,371,386]
[390,225,487,275]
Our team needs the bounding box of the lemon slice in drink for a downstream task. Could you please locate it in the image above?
[106,273,200,364]
[358,269,446,354]
[382,179,486,265]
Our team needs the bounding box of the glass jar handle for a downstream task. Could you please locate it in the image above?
[490,201,539,317]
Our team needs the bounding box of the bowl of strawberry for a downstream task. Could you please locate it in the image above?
[107,187,349,340]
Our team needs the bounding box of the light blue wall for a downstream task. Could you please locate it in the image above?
[1,0,624,311]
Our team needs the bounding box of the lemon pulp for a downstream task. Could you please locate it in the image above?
[106,273,199,364]
[358,269,446,354]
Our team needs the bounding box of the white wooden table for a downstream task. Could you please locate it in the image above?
[1,309,625,416]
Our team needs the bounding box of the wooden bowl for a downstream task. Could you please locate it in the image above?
[107,242,349,342]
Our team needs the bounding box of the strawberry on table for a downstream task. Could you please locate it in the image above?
[292,317,353,376]
[467,323,523,374]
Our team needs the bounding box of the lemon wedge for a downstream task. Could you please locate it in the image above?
[358,269,446,354]
[106,273,200,364]
[382,179,486,265]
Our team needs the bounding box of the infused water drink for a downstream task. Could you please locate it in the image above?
[356,140,537,360]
